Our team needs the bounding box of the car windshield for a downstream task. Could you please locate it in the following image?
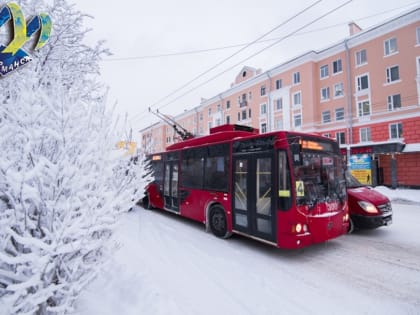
[346,171,364,188]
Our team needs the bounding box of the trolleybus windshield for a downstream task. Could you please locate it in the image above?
[291,136,346,208]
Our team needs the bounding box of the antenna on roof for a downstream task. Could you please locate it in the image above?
[148,107,194,141]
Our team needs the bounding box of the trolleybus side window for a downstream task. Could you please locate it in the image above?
[180,143,229,191]
[204,143,229,191]
[278,150,292,210]
[181,148,205,189]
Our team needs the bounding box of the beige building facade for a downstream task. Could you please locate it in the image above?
[141,7,420,188]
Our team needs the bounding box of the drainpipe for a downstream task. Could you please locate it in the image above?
[194,107,199,136]
[344,39,353,167]
[267,71,273,132]
[391,153,398,189]
[219,94,224,125]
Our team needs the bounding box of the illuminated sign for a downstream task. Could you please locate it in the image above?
[300,139,334,152]
[0,2,52,76]
[152,155,162,161]
[300,140,323,151]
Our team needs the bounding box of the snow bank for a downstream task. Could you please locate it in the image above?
[374,186,420,204]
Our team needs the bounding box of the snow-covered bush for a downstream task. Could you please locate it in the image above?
[0,0,146,313]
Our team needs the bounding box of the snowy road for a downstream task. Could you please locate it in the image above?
[77,201,420,315]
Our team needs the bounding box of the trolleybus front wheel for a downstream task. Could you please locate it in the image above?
[209,204,231,239]
[142,194,152,210]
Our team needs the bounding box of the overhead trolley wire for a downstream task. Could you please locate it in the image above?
[105,1,418,63]
[154,0,353,113]
[128,0,323,125]
[147,0,322,110]
[130,0,355,128]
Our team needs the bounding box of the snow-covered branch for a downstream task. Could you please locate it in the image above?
[0,1,148,314]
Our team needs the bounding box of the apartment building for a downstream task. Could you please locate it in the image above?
[140,7,420,188]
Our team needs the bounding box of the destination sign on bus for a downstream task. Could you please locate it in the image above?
[152,155,162,161]
[300,139,334,152]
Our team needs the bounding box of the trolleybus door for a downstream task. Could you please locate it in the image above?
[164,160,179,212]
[233,153,276,243]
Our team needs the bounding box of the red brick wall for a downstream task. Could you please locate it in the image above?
[379,153,420,187]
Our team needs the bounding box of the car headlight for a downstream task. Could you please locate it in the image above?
[358,201,378,214]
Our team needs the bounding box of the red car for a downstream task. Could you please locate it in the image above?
[346,172,393,233]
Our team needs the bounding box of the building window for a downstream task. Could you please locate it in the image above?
[356,49,367,66]
[260,103,267,115]
[388,94,401,111]
[226,100,230,109]
[333,59,342,74]
[217,104,221,112]
[322,110,331,123]
[294,114,302,128]
[321,87,330,101]
[336,132,346,144]
[389,122,403,139]
[275,98,283,111]
[293,72,300,84]
[199,113,203,121]
[358,100,371,117]
[208,122,212,130]
[335,107,344,121]
[293,92,301,106]
[276,79,282,89]
[276,119,283,130]
[356,74,369,91]
[208,108,212,116]
[215,118,221,126]
[249,108,252,118]
[334,82,344,97]
[237,112,240,121]
[239,93,247,107]
[320,65,329,79]
[384,37,398,56]
[242,110,247,120]
[226,115,230,124]
[260,85,266,96]
[261,123,267,133]
[360,128,371,142]
[417,27,420,45]
[386,65,400,83]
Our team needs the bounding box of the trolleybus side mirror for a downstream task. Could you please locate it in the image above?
[290,143,302,166]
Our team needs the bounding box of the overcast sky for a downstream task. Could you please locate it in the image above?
[70,0,419,137]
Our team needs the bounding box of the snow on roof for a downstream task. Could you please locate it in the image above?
[402,143,420,153]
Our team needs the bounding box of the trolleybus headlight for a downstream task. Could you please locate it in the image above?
[358,201,379,214]
[295,223,302,233]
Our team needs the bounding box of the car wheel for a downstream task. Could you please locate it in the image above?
[348,217,355,234]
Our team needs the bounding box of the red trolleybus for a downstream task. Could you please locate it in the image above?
[144,124,349,249]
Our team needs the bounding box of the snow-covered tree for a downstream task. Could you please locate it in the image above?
[0,0,147,313]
